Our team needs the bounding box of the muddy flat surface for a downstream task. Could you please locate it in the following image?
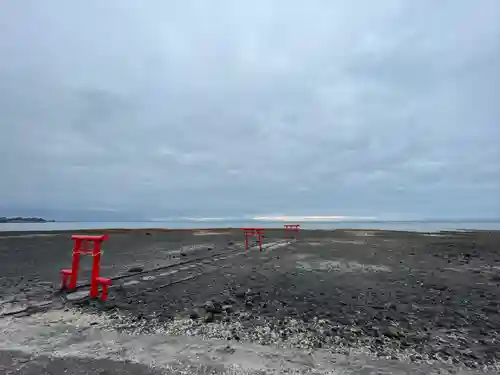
[1,228,500,373]
[0,228,273,306]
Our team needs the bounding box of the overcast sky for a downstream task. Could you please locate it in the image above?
[1,1,499,220]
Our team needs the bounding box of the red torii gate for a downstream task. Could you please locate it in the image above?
[284,224,300,240]
[242,228,264,251]
[60,234,111,301]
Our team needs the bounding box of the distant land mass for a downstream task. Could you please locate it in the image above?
[0,216,54,223]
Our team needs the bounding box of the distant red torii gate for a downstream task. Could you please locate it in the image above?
[284,224,300,240]
[242,228,264,251]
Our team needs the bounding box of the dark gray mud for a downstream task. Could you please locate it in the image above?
[2,228,500,370]
[0,229,255,304]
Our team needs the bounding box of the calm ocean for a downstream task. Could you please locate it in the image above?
[1,220,499,232]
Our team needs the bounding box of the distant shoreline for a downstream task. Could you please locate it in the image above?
[0,227,499,238]
[0,217,54,223]
[1,220,499,234]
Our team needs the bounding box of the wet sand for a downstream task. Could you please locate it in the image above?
[1,228,499,373]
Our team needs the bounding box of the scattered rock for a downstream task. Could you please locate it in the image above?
[234,289,247,299]
[223,296,237,305]
[66,291,89,302]
[238,312,252,320]
[204,300,223,314]
[217,345,236,354]
[32,301,52,308]
[490,275,500,282]
[204,312,215,323]
[123,280,141,287]
[383,326,404,338]
[0,303,28,316]
[127,266,143,273]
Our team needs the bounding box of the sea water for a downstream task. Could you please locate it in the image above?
[1,220,499,232]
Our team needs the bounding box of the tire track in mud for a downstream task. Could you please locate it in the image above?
[90,239,293,301]
[73,241,249,290]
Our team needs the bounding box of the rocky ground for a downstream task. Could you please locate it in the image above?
[1,228,500,373]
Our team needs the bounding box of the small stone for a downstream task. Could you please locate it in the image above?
[350,327,362,335]
[217,345,236,354]
[438,347,454,357]
[246,288,258,296]
[0,304,28,316]
[189,310,200,320]
[204,300,222,314]
[490,275,500,282]
[32,301,52,308]
[383,326,403,338]
[204,312,215,323]
[377,351,389,358]
[222,304,233,313]
[181,253,187,257]
[66,291,89,301]
[238,312,251,320]
[223,296,237,305]
[410,354,422,362]
[127,266,143,273]
[234,289,247,299]
[123,280,140,286]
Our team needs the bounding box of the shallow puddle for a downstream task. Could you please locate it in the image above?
[330,240,366,245]
[307,242,323,246]
[293,253,314,260]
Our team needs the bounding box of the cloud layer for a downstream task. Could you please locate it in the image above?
[1,1,499,220]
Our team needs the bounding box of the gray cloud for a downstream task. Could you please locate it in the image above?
[1,0,499,220]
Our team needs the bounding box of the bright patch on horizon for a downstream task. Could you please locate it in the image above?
[252,216,377,222]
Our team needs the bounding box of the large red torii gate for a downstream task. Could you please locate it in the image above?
[60,234,111,301]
